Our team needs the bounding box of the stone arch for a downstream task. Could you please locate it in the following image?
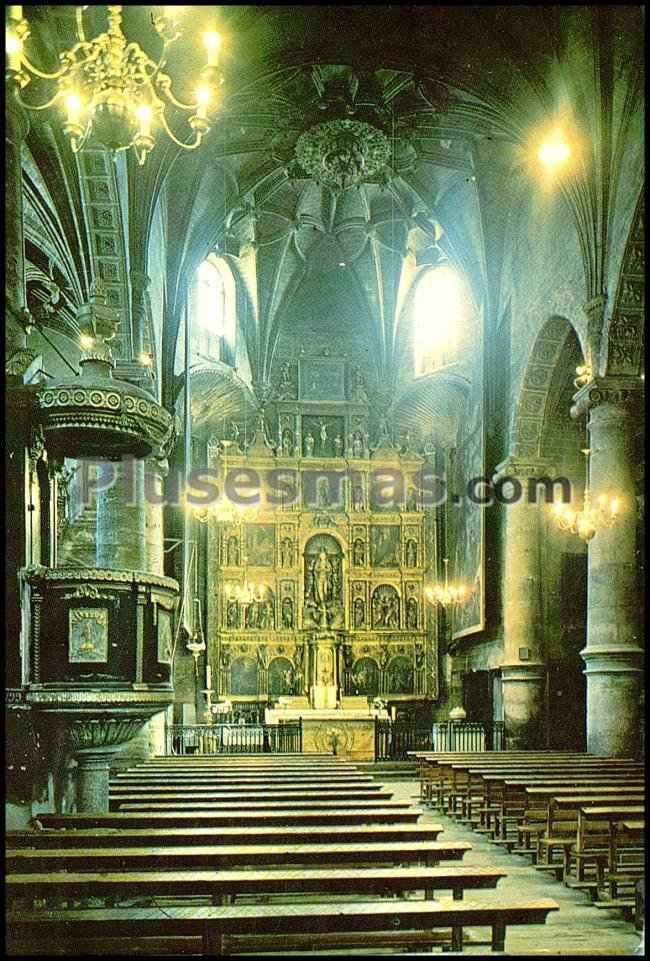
[603,192,645,377]
[510,316,586,462]
[268,656,295,696]
[230,655,258,696]
[348,657,380,696]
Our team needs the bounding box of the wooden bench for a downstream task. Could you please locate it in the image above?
[6,839,473,873]
[115,798,406,812]
[109,787,390,809]
[6,863,507,906]
[7,822,445,849]
[6,897,560,955]
[573,805,645,887]
[36,807,422,829]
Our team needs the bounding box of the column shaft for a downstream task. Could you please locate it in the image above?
[582,400,643,755]
[96,459,146,569]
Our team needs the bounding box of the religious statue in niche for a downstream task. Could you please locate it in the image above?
[280,537,294,568]
[281,596,294,629]
[353,538,366,566]
[226,535,240,567]
[372,585,400,629]
[275,361,297,400]
[378,643,391,673]
[353,596,365,628]
[229,420,243,453]
[333,434,344,457]
[406,596,418,629]
[256,644,269,672]
[303,534,344,628]
[281,429,294,457]
[352,478,366,511]
[226,599,240,629]
[350,365,369,404]
[371,526,401,568]
[405,539,418,568]
[375,416,393,448]
[244,591,275,629]
[304,431,315,457]
[351,431,365,459]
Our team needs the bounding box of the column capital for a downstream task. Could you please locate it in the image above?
[570,375,643,420]
[493,455,557,484]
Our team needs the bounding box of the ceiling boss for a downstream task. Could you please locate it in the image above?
[5,5,223,164]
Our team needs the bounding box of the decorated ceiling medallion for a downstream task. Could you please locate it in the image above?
[295,119,392,191]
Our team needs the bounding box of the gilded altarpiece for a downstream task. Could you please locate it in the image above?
[205,358,439,705]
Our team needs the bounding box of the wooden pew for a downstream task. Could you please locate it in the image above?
[115,799,408,813]
[573,805,645,885]
[108,787,391,810]
[6,864,507,906]
[36,807,422,829]
[519,783,645,860]
[7,822,445,849]
[601,818,645,905]
[7,897,560,955]
[6,839,473,873]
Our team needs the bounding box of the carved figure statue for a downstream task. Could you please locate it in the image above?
[377,417,392,445]
[282,430,294,457]
[333,434,343,456]
[245,601,258,629]
[415,642,426,670]
[281,596,294,629]
[353,539,365,566]
[312,548,333,606]
[280,537,293,568]
[379,644,391,671]
[304,432,315,457]
[406,486,419,512]
[227,535,240,567]
[352,482,366,511]
[406,539,418,567]
[386,594,400,628]
[406,597,418,629]
[220,647,231,670]
[226,600,239,629]
[353,597,365,628]
[317,480,330,508]
[352,432,364,458]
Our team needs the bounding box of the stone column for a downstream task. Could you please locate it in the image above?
[144,457,167,575]
[5,83,30,363]
[130,271,150,360]
[494,457,549,749]
[571,378,644,756]
[75,750,114,813]
[96,458,146,570]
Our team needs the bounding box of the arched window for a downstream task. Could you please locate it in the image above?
[187,255,236,365]
[413,265,465,376]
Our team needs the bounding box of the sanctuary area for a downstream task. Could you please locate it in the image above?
[5,4,644,956]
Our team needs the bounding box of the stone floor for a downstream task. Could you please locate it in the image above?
[390,780,641,956]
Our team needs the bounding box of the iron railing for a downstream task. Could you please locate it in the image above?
[165,721,303,756]
[374,720,433,761]
[432,720,506,752]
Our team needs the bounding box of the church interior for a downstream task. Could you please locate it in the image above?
[5,4,645,956]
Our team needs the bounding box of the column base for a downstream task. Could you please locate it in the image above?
[581,646,644,756]
[75,747,118,813]
[501,663,547,750]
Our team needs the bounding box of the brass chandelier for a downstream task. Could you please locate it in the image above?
[552,448,620,542]
[5,5,222,165]
[425,558,468,607]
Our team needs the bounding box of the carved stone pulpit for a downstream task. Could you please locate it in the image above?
[308,631,340,709]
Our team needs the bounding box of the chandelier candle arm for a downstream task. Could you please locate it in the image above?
[5,5,222,165]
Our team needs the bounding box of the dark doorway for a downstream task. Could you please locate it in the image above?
[548,553,587,751]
